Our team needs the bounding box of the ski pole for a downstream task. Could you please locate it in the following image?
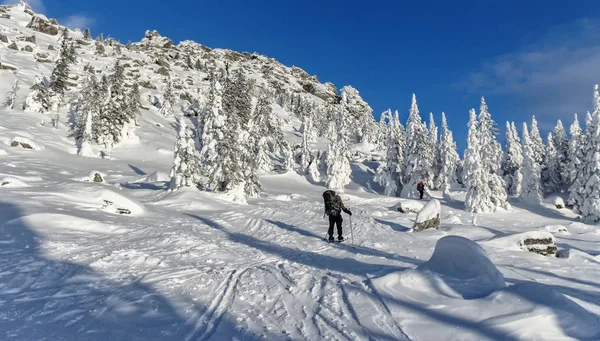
[350,215,354,244]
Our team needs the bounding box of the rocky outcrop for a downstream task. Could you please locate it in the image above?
[413,199,441,232]
[21,45,33,52]
[7,42,17,50]
[26,16,59,36]
[142,30,174,49]
[521,237,557,256]
[0,33,8,43]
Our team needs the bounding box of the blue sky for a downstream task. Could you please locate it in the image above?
[8,0,600,149]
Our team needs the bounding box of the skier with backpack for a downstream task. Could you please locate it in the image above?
[322,190,352,242]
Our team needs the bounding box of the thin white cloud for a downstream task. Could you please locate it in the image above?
[1,0,45,13]
[460,18,600,122]
[63,14,94,30]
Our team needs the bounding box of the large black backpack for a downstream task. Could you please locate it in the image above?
[323,190,340,215]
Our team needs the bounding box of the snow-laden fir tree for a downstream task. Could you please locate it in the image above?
[160,80,175,117]
[439,112,460,195]
[339,86,373,142]
[72,71,101,157]
[299,111,314,173]
[198,75,226,190]
[464,108,493,212]
[127,82,141,126]
[545,132,562,194]
[24,75,50,113]
[402,94,432,197]
[49,28,74,107]
[553,120,569,189]
[520,122,542,203]
[567,114,585,211]
[4,79,19,109]
[581,84,600,223]
[375,109,405,196]
[83,28,91,40]
[478,97,509,210]
[529,116,545,166]
[251,88,277,173]
[428,112,441,189]
[325,95,352,190]
[169,117,200,191]
[375,110,390,150]
[503,121,523,196]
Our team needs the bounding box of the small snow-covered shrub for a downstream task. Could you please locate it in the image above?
[544,195,565,209]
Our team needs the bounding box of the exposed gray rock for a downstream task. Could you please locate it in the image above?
[0,33,8,43]
[48,44,54,50]
[93,173,104,182]
[155,66,170,76]
[21,45,33,52]
[11,140,33,149]
[521,237,557,256]
[7,42,18,50]
[26,16,59,36]
[0,14,10,19]
[413,199,441,232]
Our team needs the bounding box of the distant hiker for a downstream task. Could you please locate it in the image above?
[322,190,352,242]
[417,181,425,200]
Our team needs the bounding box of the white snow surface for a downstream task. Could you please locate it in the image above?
[1,4,600,341]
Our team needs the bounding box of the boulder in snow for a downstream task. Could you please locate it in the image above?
[483,231,558,256]
[0,33,8,43]
[10,137,40,150]
[394,199,424,214]
[544,195,565,209]
[26,16,59,36]
[413,199,441,232]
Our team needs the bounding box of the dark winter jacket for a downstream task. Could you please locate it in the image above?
[324,192,351,216]
[417,182,425,191]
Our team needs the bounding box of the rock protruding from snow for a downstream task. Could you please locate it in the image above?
[543,195,565,209]
[483,231,558,256]
[81,171,105,183]
[10,137,41,150]
[26,16,59,36]
[141,30,174,49]
[393,199,424,213]
[413,199,441,232]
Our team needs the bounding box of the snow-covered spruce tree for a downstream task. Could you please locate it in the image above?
[83,28,91,40]
[169,117,200,191]
[220,71,261,197]
[72,71,101,156]
[553,120,569,189]
[94,75,115,156]
[428,112,441,189]
[529,116,545,166]
[478,97,509,210]
[299,111,314,173]
[568,114,585,211]
[24,75,51,113]
[339,86,373,143]
[375,110,390,150]
[581,84,600,223]
[545,132,562,194]
[251,88,276,173]
[464,108,493,212]
[439,112,460,194]
[198,74,226,190]
[160,80,175,117]
[49,28,74,107]
[326,95,352,190]
[4,79,19,109]
[375,109,405,196]
[402,94,432,197]
[520,122,542,203]
[503,121,523,196]
[127,82,141,126]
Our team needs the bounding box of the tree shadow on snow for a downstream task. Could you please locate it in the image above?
[186,214,415,277]
[120,182,169,191]
[508,198,579,223]
[373,218,411,233]
[263,219,420,266]
[0,201,272,341]
[128,164,146,176]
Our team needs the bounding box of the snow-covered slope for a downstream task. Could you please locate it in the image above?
[2,2,600,341]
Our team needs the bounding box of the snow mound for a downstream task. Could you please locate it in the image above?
[99,190,145,216]
[415,199,441,224]
[134,170,170,183]
[482,231,557,255]
[417,236,506,298]
[157,148,173,155]
[81,171,106,183]
[541,224,569,234]
[9,136,43,150]
[7,213,124,235]
[441,213,462,225]
[489,283,600,340]
[273,194,292,201]
[375,236,506,299]
[556,248,599,262]
[0,176,29,188]
[0,149,8,156]
[392,199,423,213]
[543,194,565,208]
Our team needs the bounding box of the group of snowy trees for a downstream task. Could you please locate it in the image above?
[71,60,141,157]
[375,94,460,199]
